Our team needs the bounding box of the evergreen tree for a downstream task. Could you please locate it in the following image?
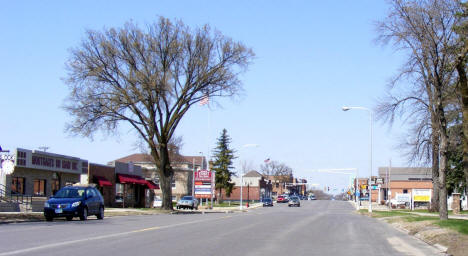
[212,129,236,202]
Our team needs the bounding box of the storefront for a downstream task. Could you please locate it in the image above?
[3,148,87,211]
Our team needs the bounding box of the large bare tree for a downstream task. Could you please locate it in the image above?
[63,17,254,210]
[260,161,293,184]
[376,0,461,219]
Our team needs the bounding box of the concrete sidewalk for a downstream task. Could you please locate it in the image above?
[349,200,468,220]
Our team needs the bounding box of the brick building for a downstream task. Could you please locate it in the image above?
[112,153,205,201]
[264,174,293,197]
[377,167,433,206]
[222,171,272,202]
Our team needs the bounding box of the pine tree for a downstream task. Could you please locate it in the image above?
[212,129,236,202]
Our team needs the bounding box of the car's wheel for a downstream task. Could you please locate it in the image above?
[45,215,53,222]
[96,206,104,220]
[66,216,73,221]
[80,207,88,221]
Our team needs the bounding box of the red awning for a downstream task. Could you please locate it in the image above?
[117,173,147,185]
[94,176,113,187]
[145,180,159,190]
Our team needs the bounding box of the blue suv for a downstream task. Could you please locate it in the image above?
[44,185,104,221]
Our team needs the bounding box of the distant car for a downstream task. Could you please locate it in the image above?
[176,196,198,210]
[309,194,316,200]
[276,195,288,203]
[153,196,162,208]
[288,196,301,207]
[43,185,104,221]
[262,198,274,207]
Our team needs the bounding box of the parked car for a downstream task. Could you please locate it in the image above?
[308,194,316,200]
[288,196,301,207]
[262,198,274,207]
[153,196,162,208]
[43,185,104,221]
[276,195,288,203]
[176,195,199,210]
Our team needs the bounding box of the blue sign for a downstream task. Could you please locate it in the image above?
[355,191,360,197]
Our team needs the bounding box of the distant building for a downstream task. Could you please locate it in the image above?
[224,171,272,201]
[263,174,293,197]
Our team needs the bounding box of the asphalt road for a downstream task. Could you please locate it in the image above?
[0,200,444,256]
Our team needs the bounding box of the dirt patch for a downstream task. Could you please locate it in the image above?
[380,216,468,256]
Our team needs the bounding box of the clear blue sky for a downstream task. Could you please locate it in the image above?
[0,1,412,193]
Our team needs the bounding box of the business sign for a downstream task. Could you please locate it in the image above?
[413,189,431,202]
[395,193,411,203]
[194,170,214,199]
[12,148,86,174]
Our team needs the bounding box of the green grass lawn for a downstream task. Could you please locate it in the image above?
[437,219,468,235]
[364,210,468,235]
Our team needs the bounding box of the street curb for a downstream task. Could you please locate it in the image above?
[373,216,449,255]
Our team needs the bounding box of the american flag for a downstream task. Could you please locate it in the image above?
[199,95,209,106]
[264,158,270,163]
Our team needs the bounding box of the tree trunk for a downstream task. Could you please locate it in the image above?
[430,130,440,212]
[154,144,174,210]
[437,98,449,220]
[456,57,468,197]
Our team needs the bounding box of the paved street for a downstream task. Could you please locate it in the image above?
[0,200,443,256]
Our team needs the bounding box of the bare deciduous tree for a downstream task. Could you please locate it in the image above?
[376,0,461,219]
[63,17,254,210]
[260,161,293,184]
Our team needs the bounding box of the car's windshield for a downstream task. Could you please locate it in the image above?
[53,188,85,198]
[181,196,193,200]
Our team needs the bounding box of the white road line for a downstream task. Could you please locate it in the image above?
[0,216,231,256]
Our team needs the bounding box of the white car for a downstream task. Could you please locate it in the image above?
[176,196,199,210]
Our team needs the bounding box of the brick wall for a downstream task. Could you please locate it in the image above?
[218,186,261,201]
[88,163,116,207]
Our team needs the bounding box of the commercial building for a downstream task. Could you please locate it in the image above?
[377,167,433,207]
[83,161,158,208]
[264,174,293,197]
[112,154,204,201]
[2,148,87,211]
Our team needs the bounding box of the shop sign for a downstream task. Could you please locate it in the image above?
[194,170,214,199]
[413,189,431,202]
[395,193,411,203]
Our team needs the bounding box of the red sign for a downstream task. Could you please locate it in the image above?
[194,169,212,181]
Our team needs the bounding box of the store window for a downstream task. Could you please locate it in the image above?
[11,177,25,194]
[33,179,46,196]
[115,183,124,203]
[403,189,408,194]
[172,177,176,189]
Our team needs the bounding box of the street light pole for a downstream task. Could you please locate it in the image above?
[342,106,373,213]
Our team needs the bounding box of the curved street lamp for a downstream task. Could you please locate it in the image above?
[342,106,373,213]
